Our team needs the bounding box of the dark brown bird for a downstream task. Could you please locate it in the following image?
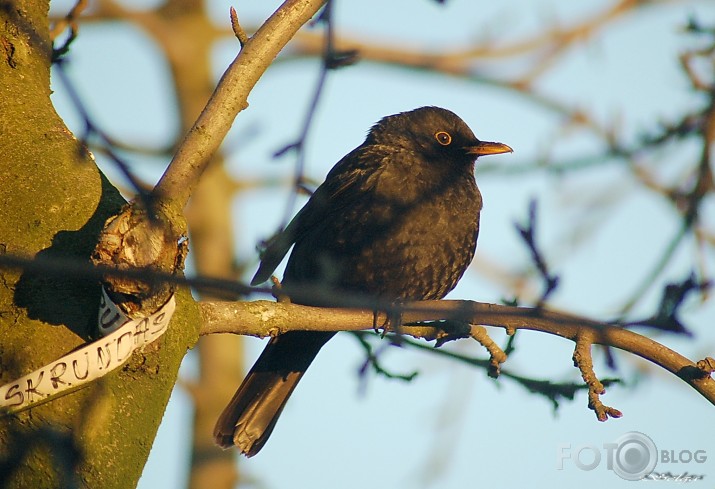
[214,106,512,456]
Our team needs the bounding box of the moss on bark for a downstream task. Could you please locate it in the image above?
[0,2,199,487]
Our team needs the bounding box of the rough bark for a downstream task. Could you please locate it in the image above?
[0,2,200,488]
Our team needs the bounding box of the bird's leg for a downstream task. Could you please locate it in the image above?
[371,309,398,338]
[371,310,380,334]
[387,311,402,338]
[381,300,405,339]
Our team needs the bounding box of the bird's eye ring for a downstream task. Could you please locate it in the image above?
[435,131,452,146]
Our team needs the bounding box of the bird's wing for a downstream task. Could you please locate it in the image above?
[251,190,336,285]
[250,145,390,285]
[321,144,391,204]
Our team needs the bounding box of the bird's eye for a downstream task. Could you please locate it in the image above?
[435,131,452,146]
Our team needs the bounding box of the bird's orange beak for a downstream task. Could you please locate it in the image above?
[465,141,513,157]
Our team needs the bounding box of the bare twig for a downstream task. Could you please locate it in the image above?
[53,63,151,206]
[284,0,641,79]
[50,0,87,61]
[353,332,419,384]
[573,332,623,421]
[0,253,257,299]
[623,273,711,334]
[470,325,507,378]
[515,200,559,305]
[229,6,249,47]
[273,0,359,228]
[388,333,621,411]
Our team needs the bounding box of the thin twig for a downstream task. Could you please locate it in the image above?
[515,200,559,306]
[573,332,623,421]
[273,0,358,228]
[50,0,87,61]
[385,333,621,411]
[53,62,152,209]
[353,332,418,385]
[229,6,249,47]
[470,325,507,378]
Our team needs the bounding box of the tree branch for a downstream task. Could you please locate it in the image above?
[198,299,715,409]
[152,0,326,213]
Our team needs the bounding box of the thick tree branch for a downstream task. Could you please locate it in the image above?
[152,0,326,213]
[88,0,326,322]
[198,299,715,408]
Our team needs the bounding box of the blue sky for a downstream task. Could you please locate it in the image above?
[50,0,715,488]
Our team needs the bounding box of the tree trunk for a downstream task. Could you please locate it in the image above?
[0,2,199,487]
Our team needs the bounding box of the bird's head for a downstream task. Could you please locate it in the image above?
[367,106,512,167]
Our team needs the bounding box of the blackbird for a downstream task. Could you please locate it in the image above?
[214,106,512,455]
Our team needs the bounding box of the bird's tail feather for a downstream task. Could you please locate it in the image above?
[213,331,335,456]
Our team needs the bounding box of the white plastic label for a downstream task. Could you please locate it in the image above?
[0,288,175,414]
